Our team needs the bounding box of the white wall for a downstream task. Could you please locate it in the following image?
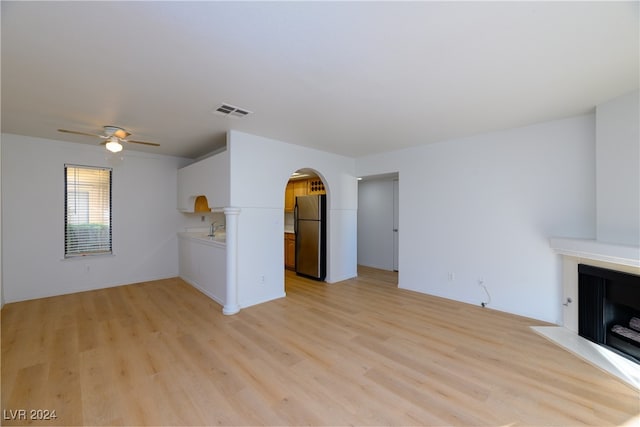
[356,115,596,323]
[178,237,226,305]
[1,133,192,302]
[1,135,3,308]
[177,149,230,211]
[357,178,395,270]
[227,131,357,308]
[595,89,640,246]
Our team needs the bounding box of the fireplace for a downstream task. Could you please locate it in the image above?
[578,264,640,363]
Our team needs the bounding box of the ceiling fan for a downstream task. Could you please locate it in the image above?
[57,125,160,153]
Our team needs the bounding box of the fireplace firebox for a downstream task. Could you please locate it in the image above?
[578,264,640,363]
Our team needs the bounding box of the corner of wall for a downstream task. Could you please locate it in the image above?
[1,134,3,309]
[595,89,640,246]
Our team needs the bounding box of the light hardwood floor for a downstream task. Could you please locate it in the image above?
[2,267,638,426]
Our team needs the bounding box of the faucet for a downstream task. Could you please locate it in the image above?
[209,222,225,237]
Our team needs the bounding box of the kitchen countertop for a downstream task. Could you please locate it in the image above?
[178,231,226,248]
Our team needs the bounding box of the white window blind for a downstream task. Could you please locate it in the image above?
[65,165,112,257]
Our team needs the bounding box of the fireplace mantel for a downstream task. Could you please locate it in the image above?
[542,237,640,389]
[550,238,640,268]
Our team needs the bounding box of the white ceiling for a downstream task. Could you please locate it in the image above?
[2,1,638,159]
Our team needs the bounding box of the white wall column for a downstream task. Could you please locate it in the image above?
[223,207,241,315]
[595,90,640,246]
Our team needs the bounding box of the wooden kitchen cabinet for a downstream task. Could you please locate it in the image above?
[307,178,326,195]
[293,180,307,199]
[285,182,295,212]
[284,177,326,211]
[285,179,310,211]
[284,233,295,270]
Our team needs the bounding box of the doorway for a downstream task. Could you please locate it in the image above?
[283,168,328,281]
[357,173,399,273]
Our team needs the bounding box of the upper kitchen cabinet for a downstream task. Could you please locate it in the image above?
[307,178,326,195]
[284,182,295,212]
[284,179,312,212]
[178,150,230,212]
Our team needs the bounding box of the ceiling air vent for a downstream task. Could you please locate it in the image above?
[214,103,252,118]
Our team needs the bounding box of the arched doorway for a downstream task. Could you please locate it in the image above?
[283,168,328,281]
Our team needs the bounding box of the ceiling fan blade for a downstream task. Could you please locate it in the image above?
[127,139,160,147]
[58,128,102,138]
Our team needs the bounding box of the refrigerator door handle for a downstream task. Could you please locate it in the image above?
[293,204,298,234]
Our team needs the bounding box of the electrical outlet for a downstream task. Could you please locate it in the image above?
[260,275,265,284]
[448,272,455,281]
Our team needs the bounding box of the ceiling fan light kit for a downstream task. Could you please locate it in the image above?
[105,136,123,153]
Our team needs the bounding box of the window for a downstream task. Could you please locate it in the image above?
[64,165,112,257]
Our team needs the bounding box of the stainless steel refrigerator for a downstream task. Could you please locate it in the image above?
[294,194,326,281]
